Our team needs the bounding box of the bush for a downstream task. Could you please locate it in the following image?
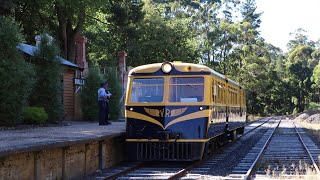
[306,102,320,111]
[29,34,64,123]
[81,65,103,121]
[104,68,122,120]
[23,107,48,124]
[0,17,36,126]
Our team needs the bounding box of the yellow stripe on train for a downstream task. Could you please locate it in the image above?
[125,109,210,130]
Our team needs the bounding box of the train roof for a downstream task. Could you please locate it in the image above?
[129,62,244,89]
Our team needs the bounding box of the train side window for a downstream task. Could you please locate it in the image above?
[212,80,217,103]
[217,82,221,103]
[222,84,226,104]
[228,88,230,105]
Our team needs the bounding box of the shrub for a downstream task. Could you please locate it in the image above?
[23,107,48,124]
[104,68,122,120]
[29,34,64,123]
[306,102,320,111]
[0,17,35,126]
[81,65,103,121]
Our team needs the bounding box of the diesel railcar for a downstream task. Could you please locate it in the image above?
[125,62,246,161]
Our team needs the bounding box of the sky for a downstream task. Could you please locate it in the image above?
[255,0,320,52]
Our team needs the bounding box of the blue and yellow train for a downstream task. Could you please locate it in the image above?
[125,62,246,161]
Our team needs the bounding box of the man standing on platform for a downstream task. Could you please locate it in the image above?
[98,82,112,125]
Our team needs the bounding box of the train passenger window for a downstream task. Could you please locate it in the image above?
[169,77,204,102]
[131,78,164,103]
[217,82,222,103]
[212,80,217,103]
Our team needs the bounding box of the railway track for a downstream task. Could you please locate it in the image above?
[228,118,320,180]
[86,161,196,180]
[180,117,277,179]
[84,117,275,180]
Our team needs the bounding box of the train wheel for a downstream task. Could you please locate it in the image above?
[216,133,227,147]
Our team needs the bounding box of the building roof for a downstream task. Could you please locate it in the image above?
[17,43,81,69]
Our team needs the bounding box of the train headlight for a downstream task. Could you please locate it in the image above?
[161,62,173,73]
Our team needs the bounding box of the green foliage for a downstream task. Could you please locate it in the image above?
[312,64,320,87]
[3,0,108,61]
[4,0,319,117]
[23,106,48,124]
[287,28,312,50]
[285,46,314,113]
[0,17,36,126]
[0,16,24,60]
[104,68,122,120]
[306,102,320,111]
[241,0,262,30]
[86,0,199,67]
[81,66,103,121]
[30,34,64,123]
[86,1,145,65]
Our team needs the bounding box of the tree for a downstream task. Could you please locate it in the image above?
[312,63,320,102]
[0,17,35,126]
[287,28,314,50]
[81,66,104,121]
[86,0,145,66]
[3,0,107,62]
[30,34,64,123]
[240,0,261,30]
[86,0,199,67]
[104,69,122,120]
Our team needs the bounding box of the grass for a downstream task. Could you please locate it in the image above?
[257,160,318,179]
[247,114,261,122]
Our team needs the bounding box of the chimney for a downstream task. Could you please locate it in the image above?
[35,34,53,47]
[75,34,88,76]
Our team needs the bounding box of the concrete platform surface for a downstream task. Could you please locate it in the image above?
[0,121,126,157]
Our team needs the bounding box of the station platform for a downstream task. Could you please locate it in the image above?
[0,121,126,157]
[0,119,268,179]
[0,121,126,180]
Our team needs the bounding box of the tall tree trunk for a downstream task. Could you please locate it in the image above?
[56,4,68,59]
[55,2,85,62]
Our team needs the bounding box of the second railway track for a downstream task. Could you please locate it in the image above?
[229,117,320,179]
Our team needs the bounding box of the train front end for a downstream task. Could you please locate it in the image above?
[125,62,211,161]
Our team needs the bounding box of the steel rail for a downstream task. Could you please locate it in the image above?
[168,117,274,180]
[166,160,202,180]
[99,117,273,180]
[238,117,273,138]
[294,122,320,176]
[103,162,144,180]
[242,117,281,180]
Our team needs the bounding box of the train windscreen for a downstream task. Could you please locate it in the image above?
[131,78,164,103]
[169,77,204,102]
